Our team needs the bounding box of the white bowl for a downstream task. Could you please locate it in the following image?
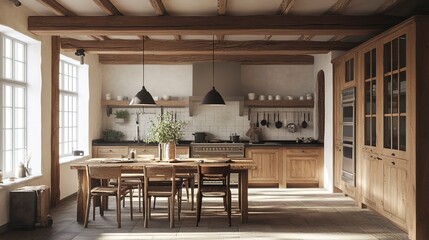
[286,96,294,100]
[306,96,313,100]
[248,93,256,100]
[162,95,171,100]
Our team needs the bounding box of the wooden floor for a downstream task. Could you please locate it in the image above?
[1,188,408,240]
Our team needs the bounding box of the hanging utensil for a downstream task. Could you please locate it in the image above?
[302,112,308,128]
[256,112,259,127]
[275,111,283,129]
[266,112,270,128]
[297,112,301,128]
[261,112,267,126]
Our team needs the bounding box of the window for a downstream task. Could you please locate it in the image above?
[1,35,27,178]
[59,60,78,157]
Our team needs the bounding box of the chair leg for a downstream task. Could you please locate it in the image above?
[84,195,91,228]
[228,190,232,227]
[196,192,202,226]
[138,184,142,213]
[129,189,133,220]
[223,195,227,211]
[144,196,149,228]
[177,191,181,222]
[170,196,175,228]
[92,197,96,220]
[191,178,195,211]
[116,195,121,228]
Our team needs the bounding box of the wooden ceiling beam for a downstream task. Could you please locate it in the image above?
[60,38,356,54]
[148,0,181,40]
[93,0,123,16]
[99,54,315,65]
[302,0,352,41]
[266,0,295,41]
[217,0,228,41]
[36,0,77,16]
[28,15,402,36]
[374,0,401,14]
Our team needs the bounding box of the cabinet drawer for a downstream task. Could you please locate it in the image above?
[96,146,128,157]
[286,148,320,156]
[134,146,158,157]
[176,146,190,158]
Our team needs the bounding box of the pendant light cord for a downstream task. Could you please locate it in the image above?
[212,35,215,87]
[142,37,145,86]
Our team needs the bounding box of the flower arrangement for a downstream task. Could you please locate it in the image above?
[146,112,186,144]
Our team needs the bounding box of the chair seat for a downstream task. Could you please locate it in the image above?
[91,186,118,195]
[200,185,228,193]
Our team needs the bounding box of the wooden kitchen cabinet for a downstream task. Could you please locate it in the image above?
[382,156,408,229]
[361,151,382,210]
[246,147,281,187]
[284,148,323,188]
[92,146,128,158]
[334,141,343,190]
[133,146,158,158]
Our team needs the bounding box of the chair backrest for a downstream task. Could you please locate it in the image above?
[143,165,176,193]
[86,165,122,192]
[197,164,231,186]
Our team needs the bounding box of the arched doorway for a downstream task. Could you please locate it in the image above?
[317,70,325,142]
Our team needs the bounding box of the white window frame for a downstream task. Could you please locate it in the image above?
[0,34,27,178]
[59,59,78,158]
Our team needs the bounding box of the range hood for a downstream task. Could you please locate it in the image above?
[192,62,242,98]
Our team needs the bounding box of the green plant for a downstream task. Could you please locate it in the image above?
[114,109,129,118]
[146,112,186,143]
[103,129,125,142]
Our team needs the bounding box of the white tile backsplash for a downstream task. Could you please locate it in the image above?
[103,102,315,142]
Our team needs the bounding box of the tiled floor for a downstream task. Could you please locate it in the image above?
[1,188,409,240]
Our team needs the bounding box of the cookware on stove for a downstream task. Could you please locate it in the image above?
[192,132,206,143]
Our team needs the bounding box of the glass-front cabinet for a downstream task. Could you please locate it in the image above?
[382,34,407,158]
[364,48,377,148]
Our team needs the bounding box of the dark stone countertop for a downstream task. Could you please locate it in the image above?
[92,139,193,146]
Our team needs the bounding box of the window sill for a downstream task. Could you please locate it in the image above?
[60,155,90,164]
[0,174,42,188]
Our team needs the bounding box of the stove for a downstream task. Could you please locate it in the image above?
[190,143,245,158]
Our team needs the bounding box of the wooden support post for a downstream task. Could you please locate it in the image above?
[51,36,60,207]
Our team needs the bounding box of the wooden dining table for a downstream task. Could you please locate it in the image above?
[70,158,256,224]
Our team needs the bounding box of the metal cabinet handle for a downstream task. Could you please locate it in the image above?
[109,149,113,152]
[391,161,396,165]
[391,153,395,156]
[376,157,382,161]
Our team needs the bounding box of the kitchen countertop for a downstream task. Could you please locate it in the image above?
[92,139,323,148]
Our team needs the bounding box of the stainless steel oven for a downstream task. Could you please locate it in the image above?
[341,87,356,186]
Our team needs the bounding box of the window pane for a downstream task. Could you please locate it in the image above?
[5,151,13,172]
[14,108,25,128]
[14,42,25,62]
[15,87,25,107]
[4,38,12,58]
[4,85,12,107]
[4,107,12,128]
[14,61,25,81]
[4,58,12,79]
[15,129,25,149]
[4,129,12,150]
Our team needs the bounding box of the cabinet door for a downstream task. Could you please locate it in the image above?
[285,148,322,187]
[176,146,190,158]
[363,48,378,148]
[382,157,407,227]
[94,146,128,158]
[382,33,408,159]
[334,142,343,189]
[246,148,280,185]
[333,61,343,142]
[344,53,357,88]
[361,152,382,209]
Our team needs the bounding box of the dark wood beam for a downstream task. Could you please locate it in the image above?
[36,0,77,16]
[277,0,295,15]
[99,54,314,65]
[218,0,228,15]
[28,15,403,36]
[326,0,352,15]
[148,0,181,43]
[374,0,401,14]
[302,0,352,41]
[93,0,123,16]
[60,38,356,55]
[50,36,60,207]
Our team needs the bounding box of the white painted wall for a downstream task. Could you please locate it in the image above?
[313,52,344,192]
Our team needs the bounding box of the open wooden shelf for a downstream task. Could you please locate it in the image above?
[244,99,314,108]
[102,99,189,108]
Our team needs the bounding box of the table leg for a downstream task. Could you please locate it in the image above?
[238,173,242,210]
[239,170,248,223]
[76,169,87,224]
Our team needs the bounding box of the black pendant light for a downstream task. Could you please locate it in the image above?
[201,35,225,105]
[129,37,156,105]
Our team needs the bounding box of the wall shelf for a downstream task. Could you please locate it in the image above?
[244,99,314,108]
[102,98,189,116]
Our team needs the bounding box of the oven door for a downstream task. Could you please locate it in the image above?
[341,142,355,186]
[342,123,354,142]
[342,102,354,124]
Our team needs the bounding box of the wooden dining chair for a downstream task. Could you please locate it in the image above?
[143,165,182,228]
[175,168,195,211]
[196,164,232,227]
[84,165,132,228]
[110,173,143,215]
